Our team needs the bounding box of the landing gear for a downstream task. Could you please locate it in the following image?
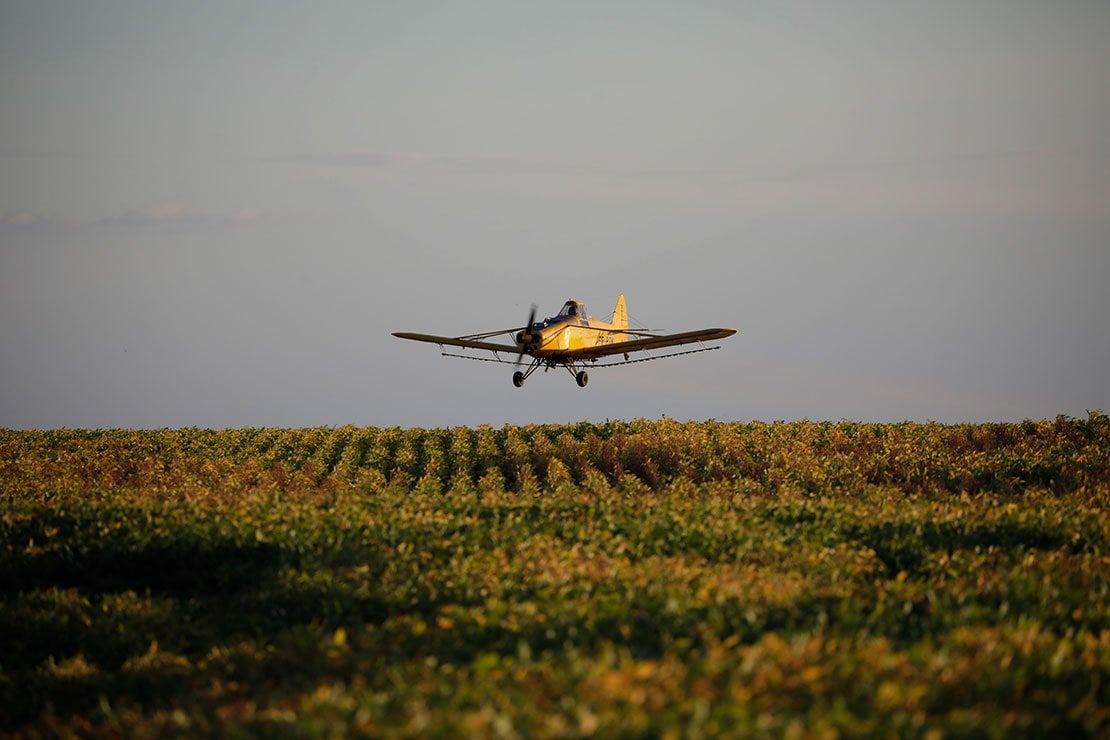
[515,360,590,388]
[564,364,589,388]
[512,358,543,388]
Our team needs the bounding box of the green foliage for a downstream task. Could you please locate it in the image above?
[1,415,1108,735]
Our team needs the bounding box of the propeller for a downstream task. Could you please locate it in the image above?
[516,304,538,363]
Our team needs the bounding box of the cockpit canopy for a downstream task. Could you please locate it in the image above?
[557,300,585,318]
[533,300,587,329]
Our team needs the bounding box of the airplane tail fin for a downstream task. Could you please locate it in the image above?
[612,294,628,343]
[613,294,628,330]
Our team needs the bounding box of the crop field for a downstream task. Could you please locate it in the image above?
[2,416,1108,736]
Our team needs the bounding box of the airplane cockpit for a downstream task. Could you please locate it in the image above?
[557,300,585,320]
[533,300,587,329]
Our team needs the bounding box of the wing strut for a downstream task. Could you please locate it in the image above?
[589,345,722,366]
[438,344,723,367]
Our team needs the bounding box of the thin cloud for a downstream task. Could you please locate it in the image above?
[271,151,609,177]
[276,152,430,168]
[0,210,60,234]
[2,210,44,226]
[98,202,261,229]
[270,149,1110,219]
[138,202,187,222]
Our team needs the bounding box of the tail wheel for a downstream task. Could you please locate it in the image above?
[513,371,525,388]
[575,370,588,387]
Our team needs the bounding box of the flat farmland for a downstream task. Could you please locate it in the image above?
[2,417,1108,736]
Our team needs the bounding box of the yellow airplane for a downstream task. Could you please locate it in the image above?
[394,295,736,388]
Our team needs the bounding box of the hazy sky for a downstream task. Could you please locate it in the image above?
[2,1,1108,428]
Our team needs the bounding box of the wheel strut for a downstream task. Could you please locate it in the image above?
[512,358,543,388]
[564,364,589,388]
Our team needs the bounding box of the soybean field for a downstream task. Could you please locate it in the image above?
[2,416,1108,736]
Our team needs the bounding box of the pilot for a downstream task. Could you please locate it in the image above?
[567,304,577,316]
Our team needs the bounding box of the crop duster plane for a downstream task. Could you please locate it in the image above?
[394,295,736,388]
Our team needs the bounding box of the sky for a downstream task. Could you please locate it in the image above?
[2,1,1108,429]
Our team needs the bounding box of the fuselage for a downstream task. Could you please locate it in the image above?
[516,300,628,359]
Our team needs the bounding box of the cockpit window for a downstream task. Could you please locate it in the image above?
[558,301,585,318]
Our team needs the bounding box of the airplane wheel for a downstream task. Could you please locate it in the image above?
[576,370,588,387]
[513,371,525,388]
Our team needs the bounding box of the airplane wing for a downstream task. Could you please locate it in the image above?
[392,332,520,354]
[566,328,737,360]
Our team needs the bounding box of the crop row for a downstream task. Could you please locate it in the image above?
[3,414,1109,499]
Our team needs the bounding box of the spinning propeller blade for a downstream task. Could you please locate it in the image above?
[516,304,537,363]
